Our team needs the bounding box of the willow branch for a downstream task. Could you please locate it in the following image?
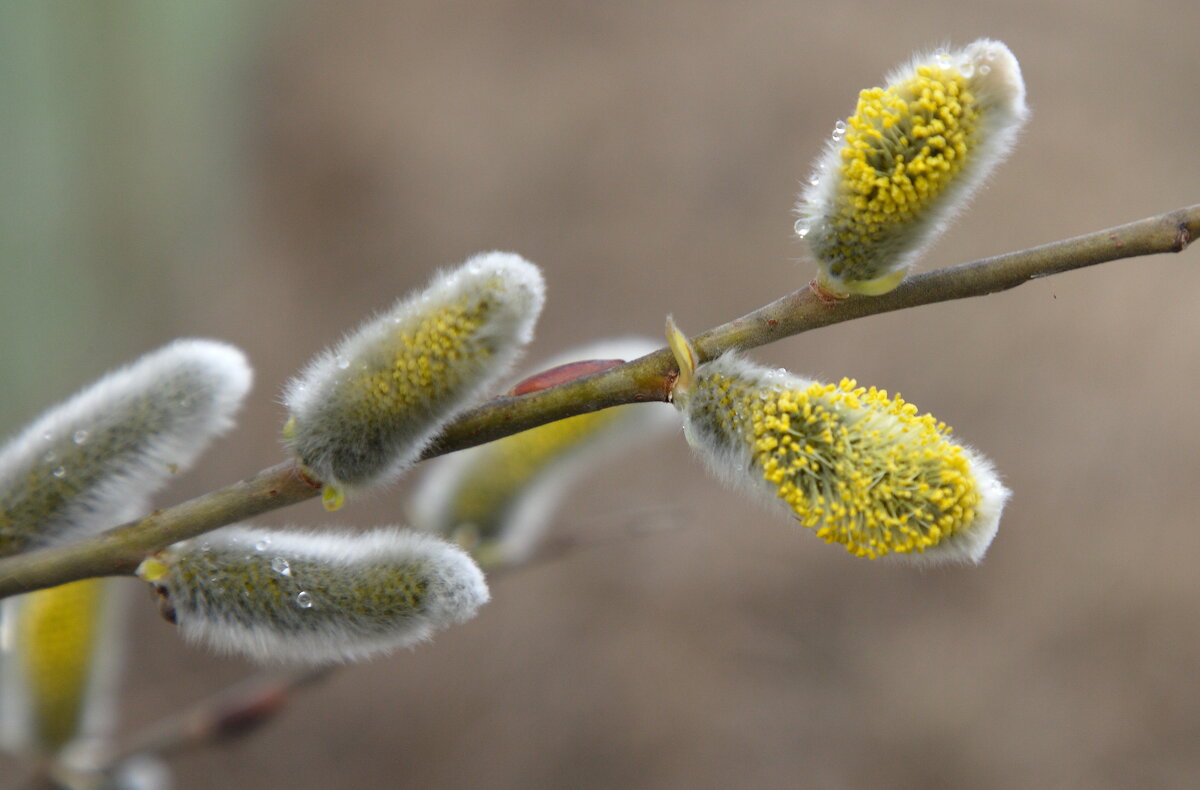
[102,668,330,768]
[0,204,1194,598]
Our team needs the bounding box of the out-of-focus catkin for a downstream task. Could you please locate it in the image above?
[411,338,678,565]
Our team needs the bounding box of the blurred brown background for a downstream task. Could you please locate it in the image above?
[2,1,1199,789]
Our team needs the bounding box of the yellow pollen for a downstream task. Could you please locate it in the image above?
[347,294,492,424]
[811,63,980,288]
[692,371,980,559]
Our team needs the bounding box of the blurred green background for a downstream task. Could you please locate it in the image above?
[2,1,1198,789]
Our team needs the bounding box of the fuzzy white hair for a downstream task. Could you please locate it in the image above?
[282,252,545,496]
[797,39,1029,296]
[678,353,1009,565]
[0,339,252,556]
[154,526,489,664]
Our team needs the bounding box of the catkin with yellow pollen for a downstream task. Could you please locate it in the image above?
[666,319,1008,563]
[796,39,1029,297]
[283,252,545,509]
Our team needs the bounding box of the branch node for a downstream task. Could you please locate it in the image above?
[1174,221,1192,253]
[295,467,322,490]
[807,278,846,305]
[663,370,679,403]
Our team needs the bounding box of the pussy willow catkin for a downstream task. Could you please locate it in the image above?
[667,322,1008,562]
[0,339,251,557]
[0,579,126,755]
[283,252,545,510]
[796,39,1028,297]
[138,527,489,664]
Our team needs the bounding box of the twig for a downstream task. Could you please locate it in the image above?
[102,668,330,767]
[0,203,1195,599]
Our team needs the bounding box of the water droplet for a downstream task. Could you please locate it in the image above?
[72,430,89,445]
[271,557,292,576]
[43,450,57,464]
[43,431,54,442]
[52,466,66,478]
[978,64,991,76]
[957,60,974,79]
[255,538,271,551]
[793,219,811,238]
[831,120,847,141]
[808,173,821,186]
[296,591,313,608]
[335,356,350,370]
